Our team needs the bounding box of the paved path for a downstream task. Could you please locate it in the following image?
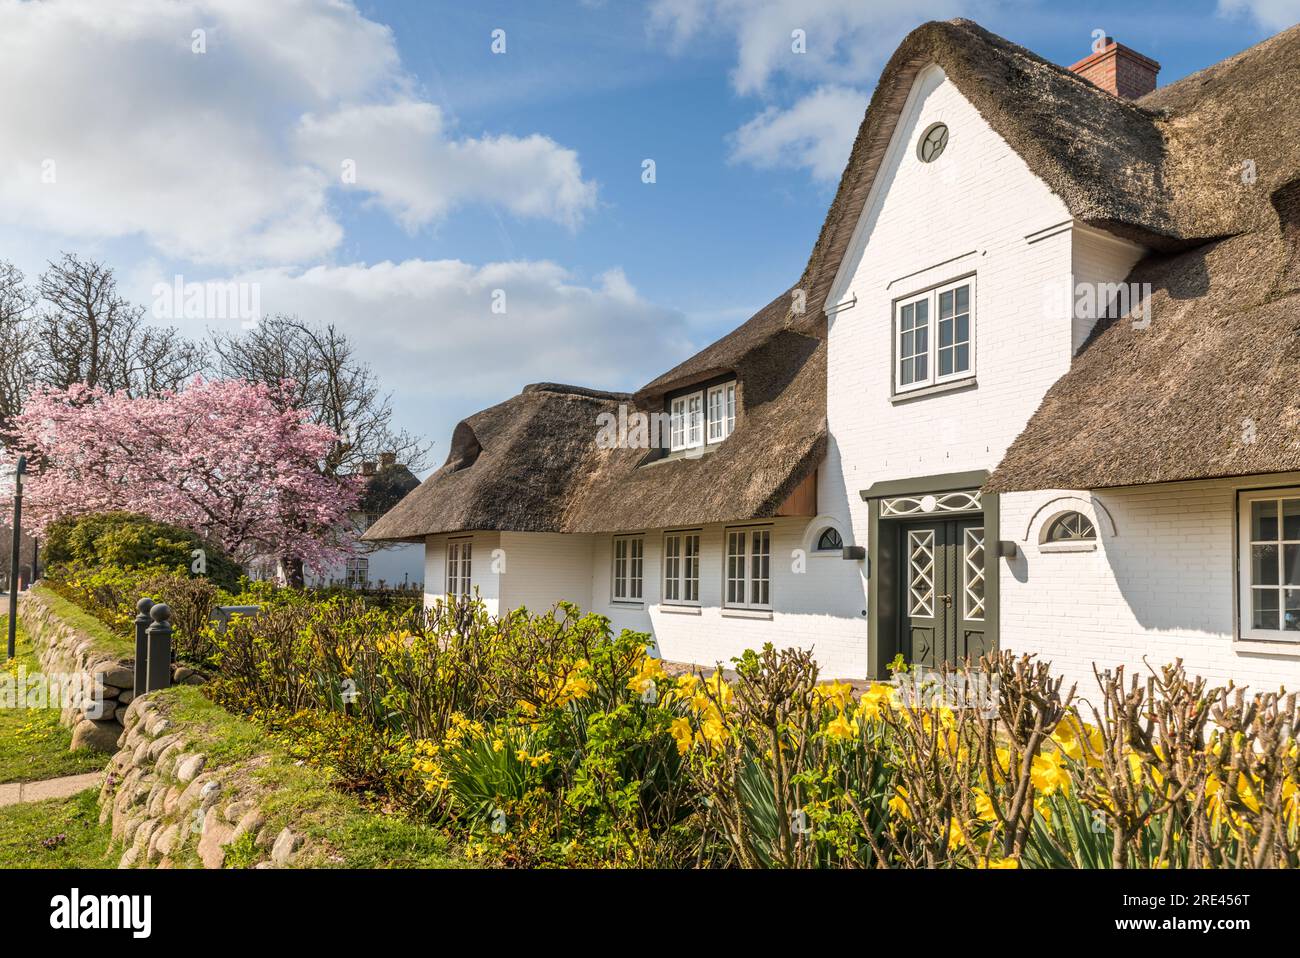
[0,772,103,807]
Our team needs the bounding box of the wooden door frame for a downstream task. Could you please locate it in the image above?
[861,470,1000,679]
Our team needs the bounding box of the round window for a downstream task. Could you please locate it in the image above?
[918,122,949,163]
[816,527,844,552]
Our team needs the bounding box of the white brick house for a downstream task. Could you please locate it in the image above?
[367,20,1300,695]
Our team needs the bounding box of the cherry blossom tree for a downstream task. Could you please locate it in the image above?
[7,377,362,578]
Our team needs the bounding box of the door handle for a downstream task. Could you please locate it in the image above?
[938,594,953,607]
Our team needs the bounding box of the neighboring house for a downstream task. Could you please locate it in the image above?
[367,20,1300,693]
[306,453,424,590]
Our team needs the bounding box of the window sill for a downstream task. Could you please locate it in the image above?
[1234,638,1300,658]
[659,604,701,615]
[1038,542,1097,554]
[610,600,645,609]
[890,377,977,404]
[721,607,773,620]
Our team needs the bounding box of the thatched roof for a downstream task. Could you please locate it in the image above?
[369,18,1300,536]
[364,297,827,541]
[987,23,1300,492]
[358,462,422,515]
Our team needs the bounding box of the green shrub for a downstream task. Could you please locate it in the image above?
[43,512,241,590]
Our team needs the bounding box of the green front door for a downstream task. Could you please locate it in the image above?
[899,518,989,669]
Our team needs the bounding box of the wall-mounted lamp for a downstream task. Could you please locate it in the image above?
[842,545,866,561]
[997,540,1018,559]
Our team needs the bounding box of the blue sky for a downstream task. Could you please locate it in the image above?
[0,0,1294,471]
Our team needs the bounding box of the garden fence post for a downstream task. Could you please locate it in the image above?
[133,597,154,697]
[145,602,172,693]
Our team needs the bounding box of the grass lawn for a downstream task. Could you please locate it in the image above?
[160,687,464,868]
[0,788,114,868]
[0,615,110,784]
[30,585,135,659]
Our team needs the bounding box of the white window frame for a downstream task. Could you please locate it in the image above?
[894,276,975,394]
[663,530,701,606]
[345,556,369,589]
[669,392,705,452]
[724,525,772,611]
[446,537,473,598]
[612,534,644,603]
[1237,488,1300,643]
[706,382,736,443]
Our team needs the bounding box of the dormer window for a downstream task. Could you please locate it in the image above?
[668,378,736,452]
[895,278,974,393]
[706,382,736,442]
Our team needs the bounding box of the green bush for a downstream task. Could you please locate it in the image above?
[43,512,241,590]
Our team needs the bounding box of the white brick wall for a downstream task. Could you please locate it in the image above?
[1001,479,1300,697]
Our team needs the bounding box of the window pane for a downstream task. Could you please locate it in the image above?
[1285,499,1300,540]
[916,298,928,324]
[1287,590,1300,631]
[939,348,953,377]
[1254,588,1280,630]
[900,358,914,385]
[939,290,953,320]
[955,343,969,372]
[1252,500,1279,541]
[955,314,969,343]
[915,354,927,380]
[939,318,953,348]
[1253,544,1280,586]
[1285,544,1300,586]
[900,303,913,330]
[955,284,969,313]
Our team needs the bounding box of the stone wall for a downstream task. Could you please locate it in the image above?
[18,588,206,753]
[100,695,305,869]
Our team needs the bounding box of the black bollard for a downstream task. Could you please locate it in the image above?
[144,603,173,694]
[133,597,154,697]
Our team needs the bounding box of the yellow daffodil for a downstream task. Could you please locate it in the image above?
[978,857,1020,869]
[973,787,998,824]
[824,710,859,742]
[627,655,666,695]
[814,680,854,710]
[1030,751,1071,796]
[669,717,693,756]
[889,787,912,820]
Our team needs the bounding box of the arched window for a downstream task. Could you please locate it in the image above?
[815,527,843,552]
[1044,512,1096,543]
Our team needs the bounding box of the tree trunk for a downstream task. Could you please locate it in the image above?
[281,555,305,588]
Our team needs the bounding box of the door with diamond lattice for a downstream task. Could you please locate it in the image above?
[898,519,988,669]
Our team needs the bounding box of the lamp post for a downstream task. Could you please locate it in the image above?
[7,455,25,661]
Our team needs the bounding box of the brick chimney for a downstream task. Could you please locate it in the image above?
[378,451,397,469]
[360,461,377,476]
[1068,38,1159,100]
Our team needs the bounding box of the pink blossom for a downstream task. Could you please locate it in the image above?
[5,378,362,574]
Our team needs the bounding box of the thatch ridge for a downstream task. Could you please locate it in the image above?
[987,23,1300,492]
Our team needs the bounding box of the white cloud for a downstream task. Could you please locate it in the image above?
[730,85,868,181]
[1217,0,1300,29]
[296,102,596,232]
[649,0,963,180]
[202,258,692,450]
[0,0,596,266]
[649,0,966,95]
